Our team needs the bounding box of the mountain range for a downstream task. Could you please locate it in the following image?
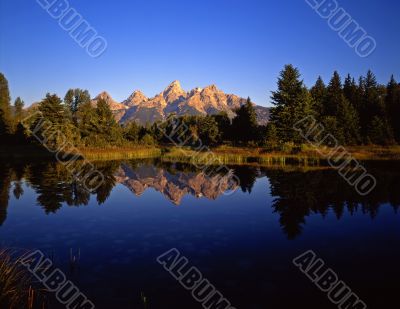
[91,81,270,125]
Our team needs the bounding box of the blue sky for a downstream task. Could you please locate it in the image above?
[0,0,399,107]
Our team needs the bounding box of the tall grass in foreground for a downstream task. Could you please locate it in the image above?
[0,249,45,309]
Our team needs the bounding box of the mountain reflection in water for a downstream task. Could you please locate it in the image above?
[1,159,399,239]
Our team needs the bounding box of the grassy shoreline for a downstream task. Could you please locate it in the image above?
[160,145,400,166]
[2,145,400,163]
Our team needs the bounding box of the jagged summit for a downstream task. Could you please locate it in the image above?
[203,84,219,92]
[162,80,186,104]
[93,81,269,126]
[122,90,148,107]
[165,80,182,89]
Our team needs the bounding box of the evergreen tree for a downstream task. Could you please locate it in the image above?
[83,98,123,146]
[198,116,219,145]
[76,98,121,146]
[321,72,361,144]
[232,97,258,144]
[13,97,25,133]
[343,74,363,121]
[38,93,66,124]
[123,121,140,143]
[270,65,313,143]
[64,89,91,114]
[150,122,164,144]
[343,75,359,107]
[96,99,115,129]
[324,71,343,117]
[385,75,400,143]
[32,93,78,150]
[14,97,24,120]
[322,116,344,145]
[336,98,361,145]
[310,76,326,120]
[76,101,97,144]
[64,89,91,124]
[264,123,279,150]
[364,71,382,125]
[361,70,392,143]
[212,112,231,142]
[0,73,12,140]
[368,116,394,145]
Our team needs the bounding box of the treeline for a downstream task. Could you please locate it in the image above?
[1,65,399,151]
[0,71,263,149]
[270,65,400,146]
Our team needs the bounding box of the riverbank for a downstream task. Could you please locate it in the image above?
[160,145,400,166]
[3,144,400,164]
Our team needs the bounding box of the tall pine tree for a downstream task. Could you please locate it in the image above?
[232,97,258,144]
[323,72,361,145]
[343,74,361,111]
[270,65,313,143]
[361,70,393,144]
[324,71,342,117]
[310,76,326,120]
[79,98,123,146]
[385,75,400,143]
[336,97,361,145]
[13,97,25,124]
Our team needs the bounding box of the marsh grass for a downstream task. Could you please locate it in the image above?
[344,145,400,161]
[3,144,400,163]
[0,249,46,309]
[79,147,162,161]
[161,145,324,166]
[160,145,400,167]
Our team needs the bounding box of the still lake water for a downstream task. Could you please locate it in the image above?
[0,159,399,308]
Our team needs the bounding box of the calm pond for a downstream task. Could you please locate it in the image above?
[0,159,399,308]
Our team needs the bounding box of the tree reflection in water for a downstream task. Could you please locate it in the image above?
[0,159,399,239]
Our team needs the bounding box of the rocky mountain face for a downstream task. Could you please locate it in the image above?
[121,90,149,108]
[92,81,270,125]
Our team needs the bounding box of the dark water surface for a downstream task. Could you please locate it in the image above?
[0,159,399,308]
